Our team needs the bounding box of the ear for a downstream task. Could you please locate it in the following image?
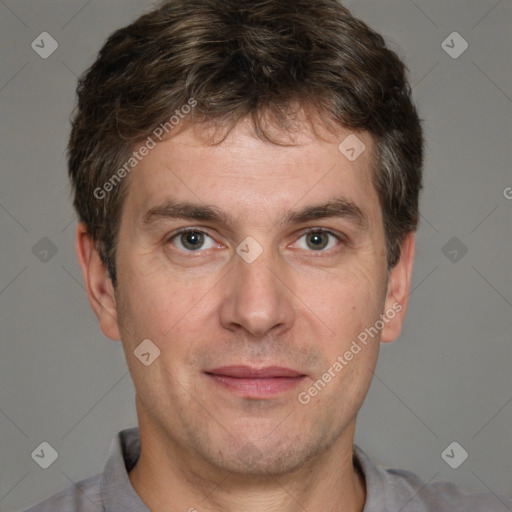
[75,223,121,341]
[381,232,415,343]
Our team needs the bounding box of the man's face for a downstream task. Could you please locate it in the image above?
[91,118,410,475]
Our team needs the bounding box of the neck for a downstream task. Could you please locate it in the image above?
[129,416,366,512]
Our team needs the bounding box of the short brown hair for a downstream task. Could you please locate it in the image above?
[68,0,423,287]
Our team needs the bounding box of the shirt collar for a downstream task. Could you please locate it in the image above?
[353,445,389,512]
[101,427,149,512]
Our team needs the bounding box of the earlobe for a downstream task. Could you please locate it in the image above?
[381,233,415,343]
[75,223,121,341]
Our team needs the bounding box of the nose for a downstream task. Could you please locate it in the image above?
[219,245,296,339]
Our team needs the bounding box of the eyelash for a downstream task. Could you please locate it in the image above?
[166,227,344,255]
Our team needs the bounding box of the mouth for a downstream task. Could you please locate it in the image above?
[204,365,306,398]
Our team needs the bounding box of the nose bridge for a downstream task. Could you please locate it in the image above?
[219,240,295,338]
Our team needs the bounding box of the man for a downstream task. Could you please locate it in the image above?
[23,0,511,511]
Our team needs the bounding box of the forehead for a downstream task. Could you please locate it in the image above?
[121,118,381,230]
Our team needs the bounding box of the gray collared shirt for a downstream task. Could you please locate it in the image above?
[22,427,511,512]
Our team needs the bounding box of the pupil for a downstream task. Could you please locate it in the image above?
[182,232,203,250]
[307,233,327,250]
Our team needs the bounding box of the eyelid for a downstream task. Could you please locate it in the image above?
[298,227,343,238]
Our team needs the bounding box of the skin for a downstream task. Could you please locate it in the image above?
[76,116,415,512]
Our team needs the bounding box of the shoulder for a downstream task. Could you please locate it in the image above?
[354,446,512,512]
[20,474,103,512]
[386,466,511,511]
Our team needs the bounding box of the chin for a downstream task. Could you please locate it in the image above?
[201,429,325,477]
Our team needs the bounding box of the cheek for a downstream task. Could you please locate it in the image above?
[115,272,206,408]
[295,261,387,342]
[116,248,212,337]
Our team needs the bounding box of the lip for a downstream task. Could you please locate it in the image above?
[206,365,304,378]
[204,366,306,398]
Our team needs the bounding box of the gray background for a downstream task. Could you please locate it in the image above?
[0,0,511,510]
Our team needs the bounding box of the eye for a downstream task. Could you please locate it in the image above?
[293,229,341,252]
[169,229,218,252]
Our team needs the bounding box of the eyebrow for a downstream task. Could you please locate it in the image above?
[142,201,232,227]
[282,198,368,230]
[141,197,368,230]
